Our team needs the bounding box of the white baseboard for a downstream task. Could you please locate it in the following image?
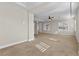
[0,40,27,49]
[28,38,35,41]
[0,38,34,49]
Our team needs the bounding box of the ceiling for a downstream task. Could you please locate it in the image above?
[16,2,79,21]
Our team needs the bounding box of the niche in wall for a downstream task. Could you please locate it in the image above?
[58,22,68,32]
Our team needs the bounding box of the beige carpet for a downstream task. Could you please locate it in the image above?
[0,33,78,56]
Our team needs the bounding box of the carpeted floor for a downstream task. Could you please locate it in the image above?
[0,33,78,56]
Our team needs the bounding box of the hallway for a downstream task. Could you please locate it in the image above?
[0,33,77,56]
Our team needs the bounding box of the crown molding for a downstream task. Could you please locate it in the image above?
[15,2,26,8]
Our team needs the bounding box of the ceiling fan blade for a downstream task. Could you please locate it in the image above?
[48,16,54,19]
[49,16,51,19]
[51,17,54,18]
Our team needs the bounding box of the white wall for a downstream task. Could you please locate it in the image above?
[76,7,79,42]
[42,21,59,34]
[58,20,75,35]
[34,21,38,34]
[38,22,43,32]
[28,12,34,41]
[0,3,34,48]
[37,17,75,35]
[34,17,39,35]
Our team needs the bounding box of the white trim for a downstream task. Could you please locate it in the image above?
[0,40,27,49]
[15,2,26,8]
[0,38,34,49]
[28,38,35,41]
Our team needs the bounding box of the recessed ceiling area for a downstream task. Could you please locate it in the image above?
[16,2,79,21]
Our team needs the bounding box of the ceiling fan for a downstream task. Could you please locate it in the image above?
[45,16,55,26]
[48,16,55,22]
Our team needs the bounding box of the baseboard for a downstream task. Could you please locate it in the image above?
[28,38,35,41]
[0,40,28,49]
[0,38,34,49]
